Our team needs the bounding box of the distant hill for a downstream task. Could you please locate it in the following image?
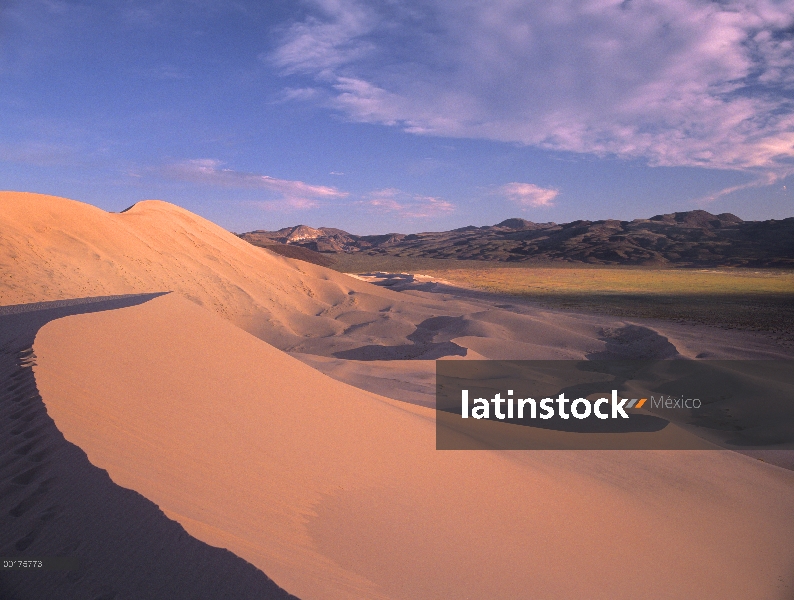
[238,210,794,267]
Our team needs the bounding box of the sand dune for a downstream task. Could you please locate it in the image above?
[0,191,416,349]
[0,296,297,600]
[32,293,794,599]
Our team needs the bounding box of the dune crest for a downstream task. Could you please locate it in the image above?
[33,294,794,599]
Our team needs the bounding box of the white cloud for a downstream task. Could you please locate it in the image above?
[269,0,376,75]
[497,183,558,208]
[271,0,794,175]
[166,159,347,209]
[279,87,319,102]
[364,188,455,218]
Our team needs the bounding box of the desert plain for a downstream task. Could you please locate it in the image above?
[1,191,793,599]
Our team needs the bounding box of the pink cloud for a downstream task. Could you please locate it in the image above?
[497,183,559,208]
[364,188,455,218]
[272,0,794,175]
[165,159,347,209]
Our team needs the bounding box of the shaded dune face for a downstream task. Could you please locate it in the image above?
[32,294,794,600]
[0,296,297,600]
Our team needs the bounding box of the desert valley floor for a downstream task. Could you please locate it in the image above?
[1,192,793,599]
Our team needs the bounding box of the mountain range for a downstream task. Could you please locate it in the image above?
[238,210,794,268]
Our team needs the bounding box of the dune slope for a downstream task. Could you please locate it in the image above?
[33,293,794,600]
[0,191,415,349]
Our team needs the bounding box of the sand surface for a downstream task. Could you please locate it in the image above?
[3,192,793,598]
[33,293,794,599]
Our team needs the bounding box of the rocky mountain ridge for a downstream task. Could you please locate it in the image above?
[239,210,794,267]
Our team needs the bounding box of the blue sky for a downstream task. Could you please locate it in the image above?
[1,0,793,234]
